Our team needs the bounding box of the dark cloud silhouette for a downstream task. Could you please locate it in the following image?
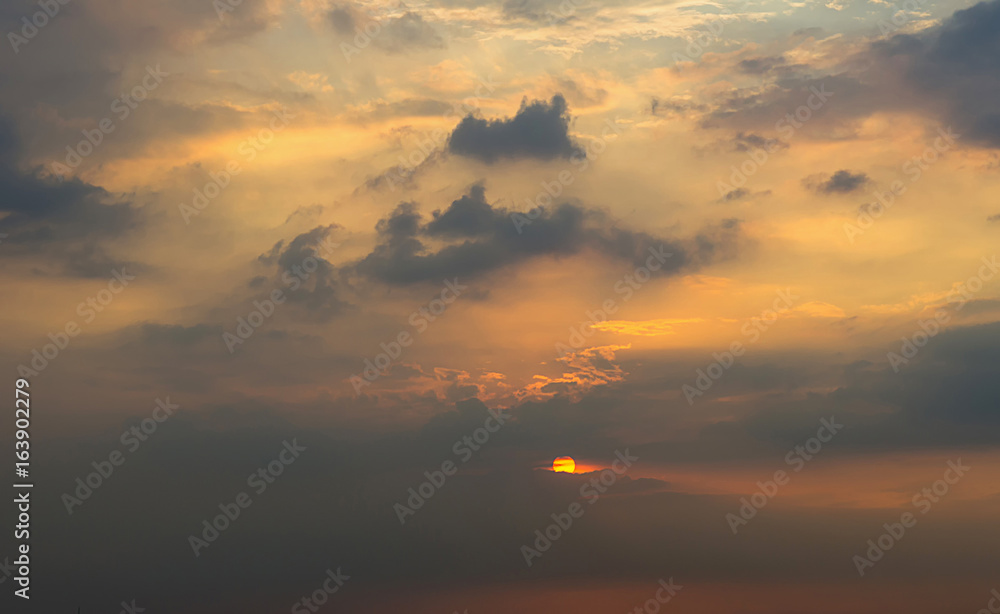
[807,170,870,194]
[0,116,142,277]
[257,224,348,317]
[22,322,1000,612]
[886,0,1000,147]
[350,185,739,286]
[448,95,585,164]
[711,0,1000,149]
[423,183,498,237]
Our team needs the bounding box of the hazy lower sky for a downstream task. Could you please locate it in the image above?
[1,0,998,612]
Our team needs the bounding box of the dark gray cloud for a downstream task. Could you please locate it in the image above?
[351,184,739,285]
[0,0,279,117]
[423,183,497,237]
[709,1,1000,149]
[448,94,585,164]
[0,116,142,277]
[256,224,349,318]
[806,169,870,194]
[23,322,1000,612]
[866,0,1000,147]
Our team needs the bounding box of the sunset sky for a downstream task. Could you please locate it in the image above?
[1,0,999,611]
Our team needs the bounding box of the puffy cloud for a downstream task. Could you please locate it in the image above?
[448,95,585,164]
[351,184,738,286]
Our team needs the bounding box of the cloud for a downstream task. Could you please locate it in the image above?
[330,6,445,53]
[737,55,786,74]
[502,0,567,22]
[377,12,445,52]
[806,170,870,194]
[731,132,788,153]
[650,97,707,117]
[717,187,770,202]
[328,4,357,34]
[0,116,142,277]
[448,94,585,164]
[856,0,1000,147]
[257,224,349,318]
[707,0,1000,149]
[350,184,739,286]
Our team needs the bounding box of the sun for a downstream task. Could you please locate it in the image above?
[552,456,576,473]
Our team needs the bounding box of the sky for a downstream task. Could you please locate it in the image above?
[1,0,999,611]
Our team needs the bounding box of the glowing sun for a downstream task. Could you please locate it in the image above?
[552,456,576,473]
